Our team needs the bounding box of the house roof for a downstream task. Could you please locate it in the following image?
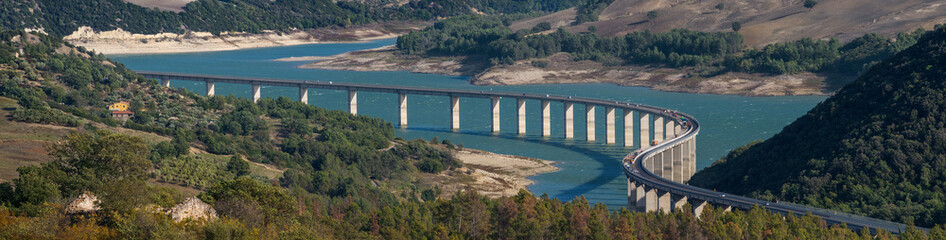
[111,110,134,114]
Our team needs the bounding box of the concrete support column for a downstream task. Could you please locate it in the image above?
[657,190,672,213]
[206,81,216,97]
[663,148,673,179]
[634,183,646,212]
[624,110,634,147]
[723,206,732,212]
[564,103,574,138]
[251,83,260,102]
[640,113,650,148]
[682,139,691,182]
[451,96,460,130]
[627,180,637,209]
[683,137,696,181]
[673,196,688,211]
[491,97,501,132]
[398,93,407,126]
[161,77,170,87]
[693,201,708,219]
[517,98,527,134]
[673,144,683,183]
[666,121,675,139]
[643,187,658,212]
[651,153,661,176]
[586,105,596,142]
[654,116,664,143]
[299,87,309,104]
[606,107,616,144]
[542,100,551,137]
[675,124,683,136]
[348,90,357,115]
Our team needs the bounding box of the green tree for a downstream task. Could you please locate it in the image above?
[804,0,818,9]
[226,156,251,177]
[732,22,742,32]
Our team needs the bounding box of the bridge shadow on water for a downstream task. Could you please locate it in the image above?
[398,126,634,201]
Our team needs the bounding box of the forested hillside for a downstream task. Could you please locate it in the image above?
[690,26,946,228]
[397,15,927,77]
[1,29,943,239]
[0,0,592,36]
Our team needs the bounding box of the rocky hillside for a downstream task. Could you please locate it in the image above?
[513,0,946,46]
[690,26,946,227]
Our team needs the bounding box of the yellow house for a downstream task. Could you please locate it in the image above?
[108,101,129,111]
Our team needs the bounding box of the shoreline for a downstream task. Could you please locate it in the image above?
[297,46,834,97]
[421,147,559,199]
[65,22,427,55]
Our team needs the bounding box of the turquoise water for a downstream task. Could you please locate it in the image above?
[111,39,827,208]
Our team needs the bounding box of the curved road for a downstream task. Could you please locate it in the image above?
[139,71,920,234]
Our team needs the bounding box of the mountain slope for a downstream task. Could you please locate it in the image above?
[690,26,946,227]
[513,0,946,46]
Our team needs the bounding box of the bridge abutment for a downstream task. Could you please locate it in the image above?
[161,76,170,87]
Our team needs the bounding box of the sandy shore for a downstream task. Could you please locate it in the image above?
[299,47,831,96]
[64,23,427,55]
[421,148,558,199]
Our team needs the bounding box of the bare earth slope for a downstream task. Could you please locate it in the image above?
[514,0,946,46]
[122,0,196,12]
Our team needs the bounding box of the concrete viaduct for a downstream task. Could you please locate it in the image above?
[139,71,916,234]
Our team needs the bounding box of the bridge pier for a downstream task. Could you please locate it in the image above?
[651,154,661,176]
[673,144,683,183]
[206,81,216,96]
[654,116,663,143]
[666,121,675,139]
[517,98,526,134]
[663,149,673,179]
[657,190,672,213]
[564,103,574,138]
[635,183,646,212]
[299,87,308,104]
[491,97,501,132]
[251,83,260,102]
[674,196,688,211]
[161,76,170,88]
[399,93,407,126]
[348,90,357,115]
[640,113,650,148]
[542,100,551,137]
[693,200,708,219]
[683,137,696,182]
[643,187,658,212]
[624,110,634,147]
[586,105,595,142]
[451,96,460,130]
[606,107,616,144]
[682,139,691,182]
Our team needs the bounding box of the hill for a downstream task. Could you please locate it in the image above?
[689,26,946,227]
[513,0,946,47]
[0,31,940,240]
